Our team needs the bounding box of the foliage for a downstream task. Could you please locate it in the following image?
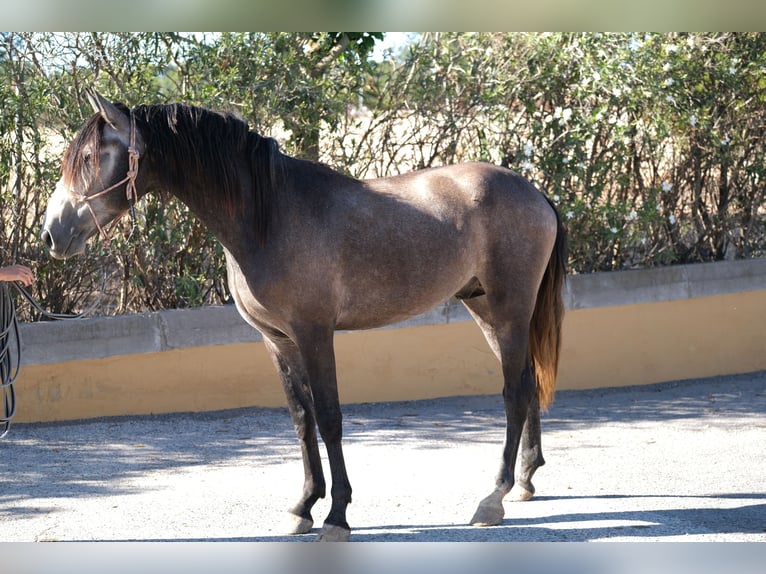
[0,32,764,318]
[342,32,766,272]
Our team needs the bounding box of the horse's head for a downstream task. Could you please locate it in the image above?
[42,90,144,259]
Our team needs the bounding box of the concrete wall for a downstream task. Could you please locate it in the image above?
[14,258,766,423]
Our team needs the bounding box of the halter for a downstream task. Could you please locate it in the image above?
[74,111,140,246]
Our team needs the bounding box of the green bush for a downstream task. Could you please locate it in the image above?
[1,32,764,318]
[348,33,766,271]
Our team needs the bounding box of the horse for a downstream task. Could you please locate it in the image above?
[41,89,567,541]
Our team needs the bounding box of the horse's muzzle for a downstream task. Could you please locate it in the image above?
[41,225,82,260]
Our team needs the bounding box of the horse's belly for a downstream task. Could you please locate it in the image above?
[335,272,469,331]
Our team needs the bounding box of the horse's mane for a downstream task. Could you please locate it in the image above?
[63,101,283,245]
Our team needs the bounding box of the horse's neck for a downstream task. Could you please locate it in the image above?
[144,173,252,256]
[147,140,350,257]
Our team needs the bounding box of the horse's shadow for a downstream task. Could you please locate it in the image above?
[91,494,766,542]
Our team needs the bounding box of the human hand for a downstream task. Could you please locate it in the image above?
[0,264,35,286]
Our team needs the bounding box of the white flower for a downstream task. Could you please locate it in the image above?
[592,71,601,83]
[664,44,678,54]
[664,77,674,87]
[627,210,638,221]
[629,38,642,51]
[666,95,676,104]
[668,214,676,225]
[561,107,572,123]
[522,160,534,171]
[721,136,730,146]
[562,156,570,164]
[552,194,560,202]
[662,181,673,192]
[566,211,575,220]
[689,115,698,127]
[662,63,671,72]
[656,203,662,212]
[523,143,534,157]
[610,226,618,234]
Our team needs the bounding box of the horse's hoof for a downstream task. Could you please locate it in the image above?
[470,496,505,526]
[315,524,351,542]
[509,482,535,502]
[284,512,314,535]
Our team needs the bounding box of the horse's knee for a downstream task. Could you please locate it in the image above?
[315,409,343,444]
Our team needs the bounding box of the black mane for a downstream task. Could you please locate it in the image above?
[134,103,283,245]
[64,101,283,246]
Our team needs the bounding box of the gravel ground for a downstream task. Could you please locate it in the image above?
[0,371,764,543]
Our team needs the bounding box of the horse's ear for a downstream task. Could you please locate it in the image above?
[85,87,102,115]
[85,88,129,132]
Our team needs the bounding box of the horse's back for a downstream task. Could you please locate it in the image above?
[366,162,557,241]
[370,161,550,211]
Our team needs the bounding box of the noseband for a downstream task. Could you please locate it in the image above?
[74,111,140,246]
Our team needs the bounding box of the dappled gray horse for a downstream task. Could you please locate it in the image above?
[41,90,567,541]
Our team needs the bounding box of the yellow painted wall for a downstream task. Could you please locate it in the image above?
[557,290,766,390]
[13,290,766,423]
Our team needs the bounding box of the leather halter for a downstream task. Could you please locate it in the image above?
[74,111,139,246]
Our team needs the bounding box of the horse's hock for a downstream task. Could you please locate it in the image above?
[15,258,766,423]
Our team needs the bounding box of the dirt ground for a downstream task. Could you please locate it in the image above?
[1,372,764,544]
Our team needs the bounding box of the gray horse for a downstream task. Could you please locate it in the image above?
[42,90,567,541]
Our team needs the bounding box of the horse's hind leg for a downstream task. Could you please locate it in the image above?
[463,292,547,502]
[462,294,541,525]
[510,391,545,502]
[263,335,325,535]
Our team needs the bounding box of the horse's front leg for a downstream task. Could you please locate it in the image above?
[263,336,325,535]
[294,325,352,542]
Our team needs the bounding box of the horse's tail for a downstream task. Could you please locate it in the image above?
[529,198,567,411]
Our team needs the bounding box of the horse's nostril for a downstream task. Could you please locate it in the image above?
[41,229,53,249]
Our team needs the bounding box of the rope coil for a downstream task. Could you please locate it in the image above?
[0,280,102,437]
[0,283,21,438]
